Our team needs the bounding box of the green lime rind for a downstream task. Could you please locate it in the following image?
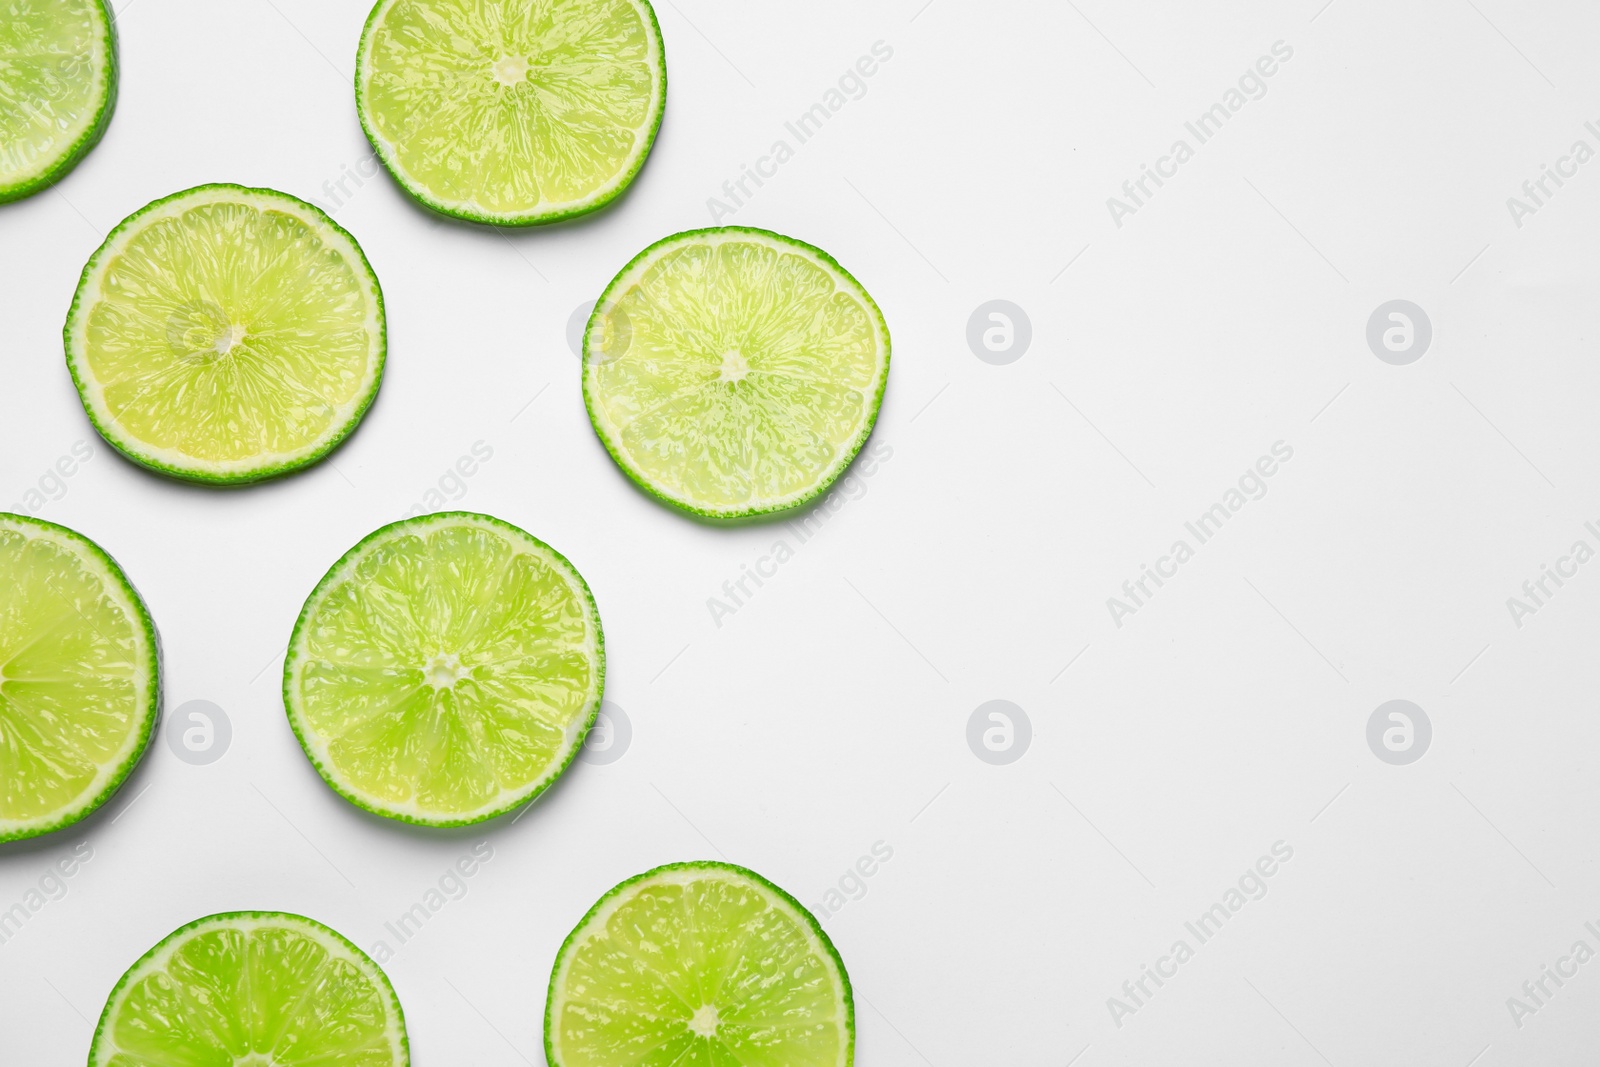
[0,0,118,205]
[545,860,856,1067]
[354,0,667,227]
[582,226,892,521]
[282,511,605,828]
[63,183,387,485]
[0,513,159,845]
[88,911,409,1067]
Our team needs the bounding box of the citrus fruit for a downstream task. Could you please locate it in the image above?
[89,911,408,1067]
[547,861,854,1067]
[283,512,604,827]
[64,184,386,484]
[0,0,117,204]
[355,0,666,225]
[0,513,158,844]
[583,227,891,519]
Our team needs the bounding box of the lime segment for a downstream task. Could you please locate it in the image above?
[583,228,891,518]
[284,512,604,826]
[64,184,386,484]
[90,912,408,1067]
[547,862,854,1067]
[0,0,116,203]
[356,0,666,225]
[0,514,158,844]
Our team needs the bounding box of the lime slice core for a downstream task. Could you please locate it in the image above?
[90,911,408,1067]
[356,0,667,225]
[284,512,605,826]
[0,514,158,844]
[583,228,891,519]
[547,862,854,1067]
[64,184,386,484]
[0,0,117,203]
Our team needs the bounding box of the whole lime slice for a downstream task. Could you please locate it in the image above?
[0,0,117,203]
[583,227,891,519]
[0,513,158,844]
[356,0,666,225]
[64,184,386,484]
[283,512,604,827]
[90,911,408,1067]
[547,862,854,1067]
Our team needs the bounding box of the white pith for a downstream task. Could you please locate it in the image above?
[0,0,114,191]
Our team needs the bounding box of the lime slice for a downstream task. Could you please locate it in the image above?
[283,512,604,827]
[90,911,408,1067]
[583,228,891,519]
[0,513,158,844]
[0,0,117,204]
[355,0,666,225]
[64,184,386,484]
[547,862,854,1067]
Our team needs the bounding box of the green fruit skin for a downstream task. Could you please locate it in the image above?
[62,183,387,485]
[88,911,410,1067]
[0,0,118,205]
[0,512,160,845]
[545,860,856,1067]
[353,0,667,226]
[282,511,605,828]
[582,226,892,522]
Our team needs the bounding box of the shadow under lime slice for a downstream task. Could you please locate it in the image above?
[355,0,666,225]
[90,911,408,1067]
[64,184,386,484]
[283,512,604,827]
[0,513,158,844]
[583,227,891,519]
[0,0,117,204]
[547,862,854,1067]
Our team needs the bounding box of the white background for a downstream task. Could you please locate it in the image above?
[4,0,1600,1063]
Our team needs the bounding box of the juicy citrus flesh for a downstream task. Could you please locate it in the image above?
[91,913,407,1067]
[549,865,852,1067]
[358,0,664,222]
[67,186,384,481]
[286,514,602,824]
[0,515,156,842]
[0,0,112,198]
[584,230,889,517]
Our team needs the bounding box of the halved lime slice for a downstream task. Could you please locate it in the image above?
[547,862,854,1067]
[284,512,604,827]
[583,228,891,519]
[0,0,117,204]
[0,513,158,844]
[90,911,408,1067]
[355,0,666,225]
[64,184,386,484]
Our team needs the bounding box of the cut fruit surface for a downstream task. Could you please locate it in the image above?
[547,862,854,1067]
[356,0,666,225]
[0,0,117,203]
[90,911,408,1067]
[284,512,604,826]
[64,184,386,484]
[583,228,891,519]
[0,513,158,844]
